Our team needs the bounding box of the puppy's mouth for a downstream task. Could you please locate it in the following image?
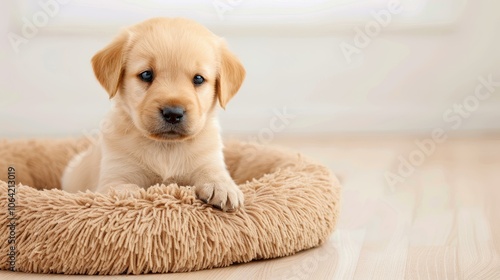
[148,128,190,141]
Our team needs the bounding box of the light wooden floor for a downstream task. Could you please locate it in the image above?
[2,134,499,279]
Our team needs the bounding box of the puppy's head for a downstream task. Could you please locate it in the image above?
[91,17,245,141]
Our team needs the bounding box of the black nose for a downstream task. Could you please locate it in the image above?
[161,106,185,124]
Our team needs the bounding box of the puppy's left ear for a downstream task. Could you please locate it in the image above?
[216,43,246,109]
[91,31,130,98]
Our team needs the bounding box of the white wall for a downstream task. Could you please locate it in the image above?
[1,0,499,138]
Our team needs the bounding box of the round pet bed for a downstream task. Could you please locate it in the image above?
[0,138,340,275]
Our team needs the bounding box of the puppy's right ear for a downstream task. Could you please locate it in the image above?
[91,31,129,98]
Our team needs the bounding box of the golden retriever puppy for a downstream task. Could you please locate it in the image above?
[61,18,246,211]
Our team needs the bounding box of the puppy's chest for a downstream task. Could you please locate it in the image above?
[138,146,195,181]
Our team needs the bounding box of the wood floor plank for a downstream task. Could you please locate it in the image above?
[331,229,367,280]
[450,139,500,279]
[405,165,458,280]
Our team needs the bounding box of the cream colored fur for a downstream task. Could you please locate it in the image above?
[61,18,246,211]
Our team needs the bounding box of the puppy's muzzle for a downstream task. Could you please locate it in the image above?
[161,106,185,125]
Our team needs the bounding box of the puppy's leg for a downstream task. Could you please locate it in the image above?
[95,157,155,194]
[193,163,244,211]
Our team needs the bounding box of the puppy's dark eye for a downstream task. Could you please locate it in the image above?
[139,70,154,83]
[193,75,205,85]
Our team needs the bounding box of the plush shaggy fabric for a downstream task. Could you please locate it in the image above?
[0,138,340,275]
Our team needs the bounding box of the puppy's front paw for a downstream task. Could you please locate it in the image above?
[195,181,244,211]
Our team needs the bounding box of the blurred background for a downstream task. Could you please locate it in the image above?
[1,1,500,279]
[1,0,499,138]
